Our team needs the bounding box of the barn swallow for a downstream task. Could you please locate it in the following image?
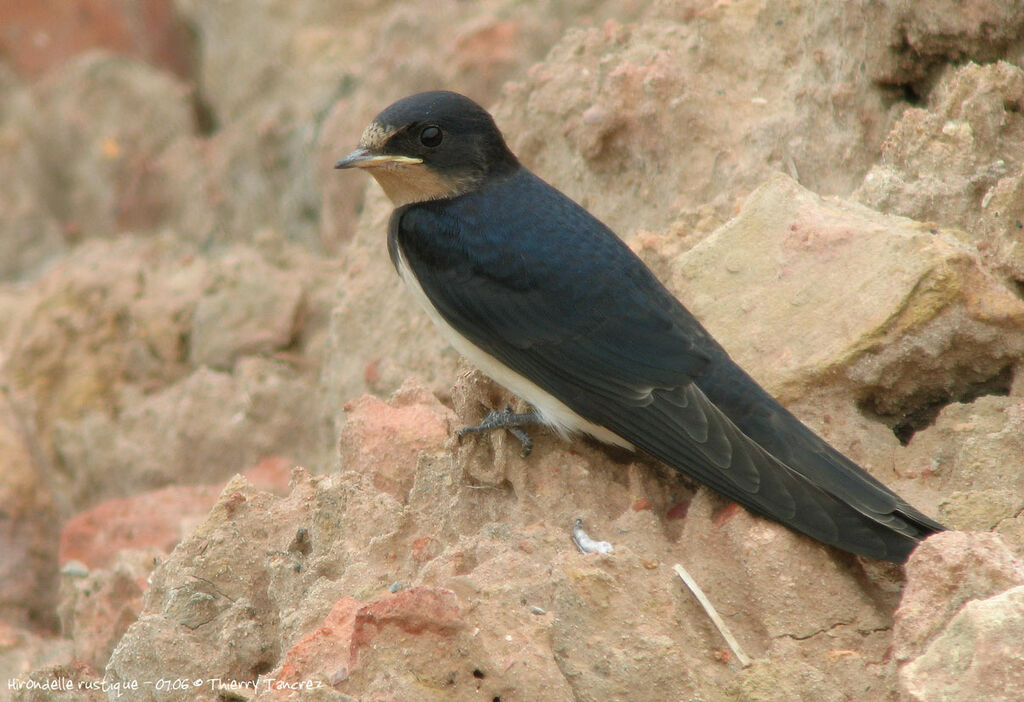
[335,90,944,562]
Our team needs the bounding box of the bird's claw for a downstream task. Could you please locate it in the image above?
[457,405,540,457]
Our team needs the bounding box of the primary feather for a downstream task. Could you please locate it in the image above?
[391,167,943,562]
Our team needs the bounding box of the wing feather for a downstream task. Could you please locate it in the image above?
[392,170,941,560]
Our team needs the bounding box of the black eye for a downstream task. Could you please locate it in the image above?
[419,125,443,148]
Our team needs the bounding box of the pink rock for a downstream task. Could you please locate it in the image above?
[267,588,463,697]
[58,484,221,570]
[270,596,361,689]
[352,587,463,647]
[338,385,453,502]
[451,20,522,82]
[894,530,1024,662]
[58,459,295,569]
[244,456,295,494]
[0,0,192,79]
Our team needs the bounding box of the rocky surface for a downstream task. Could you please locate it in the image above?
[894,532,1024,702]
[2,1,1024,701]
[856,60,1024,282]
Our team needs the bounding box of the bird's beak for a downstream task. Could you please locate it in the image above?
[334,148,423,169]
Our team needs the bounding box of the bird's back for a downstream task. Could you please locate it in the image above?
[394,166,943,561]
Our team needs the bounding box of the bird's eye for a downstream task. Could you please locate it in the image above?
[419,125,443,148]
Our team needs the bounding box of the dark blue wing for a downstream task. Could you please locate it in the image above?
[393,168,942,561]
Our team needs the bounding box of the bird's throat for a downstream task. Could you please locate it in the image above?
[370,164,474,207]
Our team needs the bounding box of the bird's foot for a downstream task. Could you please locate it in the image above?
[457,405,542,457]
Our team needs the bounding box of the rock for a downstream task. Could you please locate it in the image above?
[263,588,489,700]
[323,25,1022,419]
[0,622,75,697]
[941,489,1024,534]
[58,486,221,570]
[319,187,460,425]
[53,359,321,510]
[0,65,65,281]
[105,473,325,701]
[4,236,204,452]
[28,53,195,240]
[730,658,863,702]
[898,395,1024,535]
[100,385,933,701]
[997,512,1024,561]
[319,6,544,243]
[173,0,375,124]
[672,174,1024,451]
[0,0,192,79]
[495,8,898,241]
[899,585,1024,702]
[58,457,292,570]
[864,1,1024,86]
[320,172,1023,541]
[6,0,1024,698]
[189,246,305,370]
[856,61,1024,280]
[50,459,292,673]
[4,235,334,507]
[7,660,102,702]
[0,387,60,628]
[56,549,157,671]
[338,383,454,502]
[893,531,1024,663]
[677,489,895,650]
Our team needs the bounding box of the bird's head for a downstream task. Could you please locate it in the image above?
[335,91,518,207]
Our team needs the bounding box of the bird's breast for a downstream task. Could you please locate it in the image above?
[392,243,633,449]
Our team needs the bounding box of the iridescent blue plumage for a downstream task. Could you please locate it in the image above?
[340,90,944,562]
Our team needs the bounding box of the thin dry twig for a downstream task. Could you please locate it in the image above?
[673,563,752,668]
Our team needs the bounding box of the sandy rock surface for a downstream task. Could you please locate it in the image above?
[2,1,1023,701]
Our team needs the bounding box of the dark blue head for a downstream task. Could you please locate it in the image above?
[335,91,519,206]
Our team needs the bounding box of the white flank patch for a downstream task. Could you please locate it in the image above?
[394,248,634,449]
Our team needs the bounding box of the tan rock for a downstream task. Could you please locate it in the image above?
[56,549,157,671]
[673,174,1024,447]
[175,0,637,254]
[856,61,1024,280]
[4,235,332,512]
[894,530,1024,663]
[105,475,294,699]
[316,1,642,251]
[4,236,203,448]
[53,360,320,510]
[678,489,895,648]
[864,1,1024,85]
[495,9,898,241]
[8,660,103,702]
[9,1,1024,699]
[319,186,459,423]
[324,68,1023,449]
[189,246,305,370]
[897,394,1024,535]
[900,584,1024,702]
[101,386,923,701]
[0,65,65,281]
[0,623,75,700]
[28,53,194,240]
[263,587,482,700]
[47,460,292,674]
[58,485,221,570]
[0,387,59,628]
